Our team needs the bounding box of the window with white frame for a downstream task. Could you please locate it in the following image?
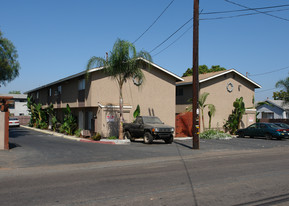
[262,112,274,119]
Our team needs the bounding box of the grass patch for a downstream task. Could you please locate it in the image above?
[200,130,232,140]
[107,136,118,140]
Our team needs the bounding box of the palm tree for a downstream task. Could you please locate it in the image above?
[208,104,216,129]
[275,77,289,104]
[86,39,152,139]
[187,92,215,132]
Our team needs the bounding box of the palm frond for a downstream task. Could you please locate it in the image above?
[199,92,210,108]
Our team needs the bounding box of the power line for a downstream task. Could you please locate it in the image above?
[133,0,175,44]
[153,25,193,57]
[224,0,289,22]
[202,4,289,15]
[255,88,277,93]
[201,8,289,21]
[149,16,193,53]
[149,3,289,55]
[248,66,289,77]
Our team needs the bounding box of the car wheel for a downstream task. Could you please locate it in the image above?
[124,131,135,141]
[144,132,153,144]
[164,135,174,144]
[238,132,244,138]
[265,133,273,140]
[123,131,130,140]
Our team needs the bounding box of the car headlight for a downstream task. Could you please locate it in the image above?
[171,128,174,132]
[155,128,159,132]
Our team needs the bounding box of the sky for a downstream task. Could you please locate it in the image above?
[0,0,288,101]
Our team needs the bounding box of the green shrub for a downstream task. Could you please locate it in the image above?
[200,130,232,140]
[108,136,117,140]
[91,133,101,141]
[74,129,82,137]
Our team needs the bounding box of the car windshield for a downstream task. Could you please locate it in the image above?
[9,118,18,120]
[142,117,163,124]
[268,124,281,129]
[276,123,289,128]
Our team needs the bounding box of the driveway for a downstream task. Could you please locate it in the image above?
[1,127,289,169]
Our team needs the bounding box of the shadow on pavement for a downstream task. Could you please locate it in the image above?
[174,140,193,149]
[9,142,21,149]
[9,127,31,138]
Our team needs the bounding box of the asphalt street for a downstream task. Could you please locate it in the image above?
[1,127,289,205]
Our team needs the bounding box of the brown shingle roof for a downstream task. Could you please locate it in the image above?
[178,70,226,84]
[176,69,261,88]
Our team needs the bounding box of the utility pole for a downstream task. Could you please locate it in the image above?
[192,0,200,149]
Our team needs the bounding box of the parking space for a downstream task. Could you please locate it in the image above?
[1,127,289,169]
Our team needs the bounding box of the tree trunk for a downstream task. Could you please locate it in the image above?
[201,110,205,132]
[119,86,124,140]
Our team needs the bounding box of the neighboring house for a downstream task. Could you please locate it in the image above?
[25,59,183,137]
[257,99,289,119]
[176,69,261,131]
[0,94,29,116]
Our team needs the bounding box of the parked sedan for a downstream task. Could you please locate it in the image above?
[236,123,289,140]
[9,117,20,127]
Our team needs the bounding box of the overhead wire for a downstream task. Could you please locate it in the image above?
[149,16,193,53]
[255,88,277,93]
[149,4,289,56]
[201,8,289,21]
[152,25,193,57]
[133,0,175,44]
[248,66,289,77]
[224,0,289,22]
[202,4,289,15]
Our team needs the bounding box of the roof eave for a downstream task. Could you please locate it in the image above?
[176,69,262,88]
[25,59,183,94]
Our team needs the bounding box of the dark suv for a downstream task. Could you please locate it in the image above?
[123,116,174,144]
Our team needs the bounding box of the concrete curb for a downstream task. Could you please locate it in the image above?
[20,125,131,145]
[175,137,192,140]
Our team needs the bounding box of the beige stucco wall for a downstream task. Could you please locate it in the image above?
[176,72,256,131]
[29,63,178,137]
[88,65,177,136]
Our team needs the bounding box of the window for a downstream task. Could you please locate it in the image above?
[176,88,183,96]
[248,124,257,129]
[78,79,85,90]
[58,86,62,94]
[9,102,15,109]
[36,92,39,99]
[49,88,52,96]
[260,124,267,129]
[262,112,274,119]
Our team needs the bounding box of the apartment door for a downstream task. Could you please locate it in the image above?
[78,111,84,129]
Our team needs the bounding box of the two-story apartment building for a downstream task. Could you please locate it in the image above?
[176,69,261,132]
[26,59,183,137]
